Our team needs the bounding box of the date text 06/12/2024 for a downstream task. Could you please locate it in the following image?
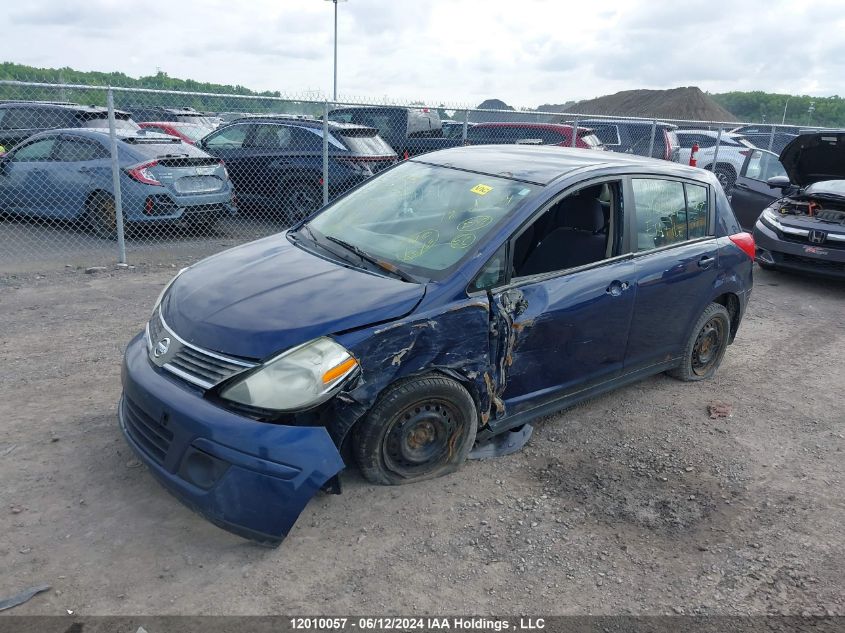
[289,618,547,631]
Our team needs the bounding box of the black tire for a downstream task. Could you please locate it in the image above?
[353,375,478,485]
[86,192,118,240]
[713,164,737,194]
[756,261,775,271]
[668,302,731,382]
[279,179,321,225]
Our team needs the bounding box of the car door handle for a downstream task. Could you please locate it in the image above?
[698,255,716,269]
[605,280,630,296]
[78,166,93,173]
[734,182,750,191]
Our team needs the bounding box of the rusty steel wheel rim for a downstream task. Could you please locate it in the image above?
[691,317,725,376]
[382,398,463,478]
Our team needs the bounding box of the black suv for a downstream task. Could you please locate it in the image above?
[197,117,397,221]
[578,119,680,161]
[0,102,137,150]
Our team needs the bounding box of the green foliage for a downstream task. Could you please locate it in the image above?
[710,91,845,127]
[0,62,320,116]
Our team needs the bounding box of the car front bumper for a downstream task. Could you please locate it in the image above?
[119,333,345,545]
[753,220,845,278]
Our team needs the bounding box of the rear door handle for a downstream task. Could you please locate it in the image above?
[605,280,630,296]
[698,255,716,269]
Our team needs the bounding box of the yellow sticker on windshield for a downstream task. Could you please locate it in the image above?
[470,184,493,195]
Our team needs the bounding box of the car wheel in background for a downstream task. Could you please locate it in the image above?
[281,179,321,225]
[713,164,736,195]
[353,375,478,485]
[86,192,118,240]
[668,302,731,382]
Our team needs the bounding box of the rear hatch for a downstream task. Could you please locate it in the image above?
[779,131,845,187]
[333,125,397,175]
[121,135,228,195]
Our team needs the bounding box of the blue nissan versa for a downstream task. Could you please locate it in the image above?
[120,145,755,545]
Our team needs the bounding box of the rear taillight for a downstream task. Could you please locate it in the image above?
[739,149,752,157]
[729,232,755,260]
[219,160,229,180]
[125,160,160,186]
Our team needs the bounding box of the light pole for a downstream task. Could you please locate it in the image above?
[324,0,347,101]
[781,96,792,125]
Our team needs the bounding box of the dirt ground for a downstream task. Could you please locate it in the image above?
[1,261,843,616]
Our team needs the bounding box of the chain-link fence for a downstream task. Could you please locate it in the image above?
[0,79,824,272]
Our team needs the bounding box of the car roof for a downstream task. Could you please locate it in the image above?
[219,117,371,132]
[414,145,707,185]
[473,122,575,130]
[677,129,742,138]
[25,127,177,142]
[0,102,113,114]
[139,121,209,127]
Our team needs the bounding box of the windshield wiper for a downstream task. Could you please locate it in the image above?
[324,235,416,282]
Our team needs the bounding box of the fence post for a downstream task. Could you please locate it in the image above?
[106,88,127,264]
[570,117,579,147]
[647,119,657,158]
[767,126,775,152]
[462,110,468,144]
[711,127,723,174]
[322,101,329,206]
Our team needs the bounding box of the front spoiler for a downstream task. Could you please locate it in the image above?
[119,333,345,545]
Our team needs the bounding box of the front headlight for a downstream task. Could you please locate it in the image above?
[152,267,188,315]
[219,337,358,411]
[760,207,784,232]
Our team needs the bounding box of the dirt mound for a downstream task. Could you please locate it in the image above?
[566,86,738,122]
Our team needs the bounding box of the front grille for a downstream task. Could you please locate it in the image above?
[147,308,256,389]
[122,396,172,465]
[781,253,845,273]
[183,203,225,214]
[168,345,253,388]
[782,233,845,250]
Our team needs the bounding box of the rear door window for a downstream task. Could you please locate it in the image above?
[744,150,787,181]
[249,124,292,149]
[55,138,108,162]
[632,178,712,250]
[591,125,620,145]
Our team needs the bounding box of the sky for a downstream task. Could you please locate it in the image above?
[5,0,845,108]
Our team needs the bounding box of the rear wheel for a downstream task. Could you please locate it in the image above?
[712,164,736,194]
[280,179,321,225]
[86,192,118,240]
[353,376,478,485]
[668,302,731,382]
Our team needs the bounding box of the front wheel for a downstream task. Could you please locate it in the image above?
[713,164,736,194]
[668,302,731,381]
[353,375,478,485]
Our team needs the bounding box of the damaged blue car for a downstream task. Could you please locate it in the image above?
[120,145,755,545]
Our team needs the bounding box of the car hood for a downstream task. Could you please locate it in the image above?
[780,131,845,187]
[161,233,425,359]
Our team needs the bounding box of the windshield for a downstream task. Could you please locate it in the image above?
[305,161,539,280]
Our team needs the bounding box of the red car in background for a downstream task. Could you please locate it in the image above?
[465,122,605,150]
[138,121,214,146]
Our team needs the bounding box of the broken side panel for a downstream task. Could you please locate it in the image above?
[329,298,495,445]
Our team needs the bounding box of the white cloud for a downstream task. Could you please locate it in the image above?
[4,0,845,107]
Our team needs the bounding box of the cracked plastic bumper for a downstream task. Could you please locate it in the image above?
[119,333,345,545]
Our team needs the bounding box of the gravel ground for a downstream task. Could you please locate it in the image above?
[0,262,843,616]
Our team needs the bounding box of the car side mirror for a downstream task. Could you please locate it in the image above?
[0,155,9,175]
[767,175,791,190]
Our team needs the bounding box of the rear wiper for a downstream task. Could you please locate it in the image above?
[324,235,416,282]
